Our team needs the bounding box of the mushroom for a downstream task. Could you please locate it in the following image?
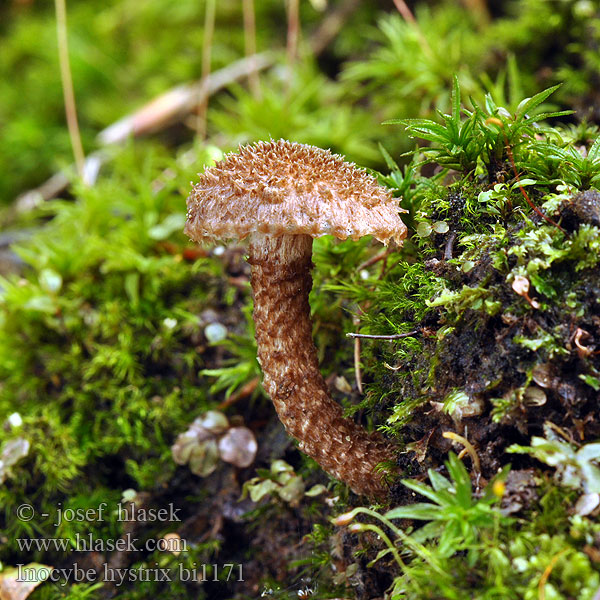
[185,140,407,497]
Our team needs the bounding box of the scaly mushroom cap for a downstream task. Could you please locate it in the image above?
[185,139,406,245]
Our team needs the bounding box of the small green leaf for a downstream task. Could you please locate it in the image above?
[378,143,400,171]
[247,479,279,503]
[39,268,62,293]
[368,548,392,567]
[515,84,561,117]
[529,273,556,299]
[271,459,294,475]
[451,74,461,123]
[438,520,462,557]
[587,136,600,162]
[148,212,186,240]
[579,374,600,391]
[401,478,450,506]
[305,484,328,497]
[24,296,56,313]
[577,443,600,462]
[385,502,442,521]
[522,110,574,124]
[124,272,139,306]
[278,475,305,504]
[417,222,432,237]
[446,453,472,508]
[428,470,452,492]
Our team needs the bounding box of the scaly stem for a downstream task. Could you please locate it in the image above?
[248,233,395,498]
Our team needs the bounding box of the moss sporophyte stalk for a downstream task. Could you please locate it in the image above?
[185,139,407,497]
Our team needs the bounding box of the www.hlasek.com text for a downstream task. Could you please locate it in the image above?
[17,533,187,554]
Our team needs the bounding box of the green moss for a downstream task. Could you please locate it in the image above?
[3,2,600,597]
[0,144,225,565]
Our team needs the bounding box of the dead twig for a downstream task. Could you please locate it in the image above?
[310,0,362,56]
[488,118,567,235]
[14,53,274,213]
[98,52,274,147]
[352,314,363,394]
[391,0,433,59]
[444,232,457,260]
[285,0,300,97]
[442,430,481,474]
[217,377,260,410]
[196,0,216,139]
[347,330,419,341]
[13,0,363,211]
[357,248,391,272]
[242,0,261,98]
[538,549,569,600]
[54,0,85,178]
[15,151,105,213]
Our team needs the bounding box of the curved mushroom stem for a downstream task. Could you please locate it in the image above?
[248,233,395,498]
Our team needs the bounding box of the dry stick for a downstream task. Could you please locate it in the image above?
[15,53,274,213]
[14,0,363,210]
[442,431,480,473]
[460,0,490,27]
[353,247,404,389]
[538,549,569,600]
[444,231,457,260]
[352,314,363,394]
[217,376,260,410]
[506,138,566,233]
[54,0,85,179]
[347,331,419,340]
[495,120,567,235]
[285,0,300,95]
[310,0,362,56]
[15,154,102,213]
[197,0,216,139]
[357,248,391,272]
[98,53,274,146]
[391,0,433,59]
[242,0,261,98]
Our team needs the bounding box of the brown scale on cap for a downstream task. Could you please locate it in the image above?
[186,140,405,245]
[185,139,407,498]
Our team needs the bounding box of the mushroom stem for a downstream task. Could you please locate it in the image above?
[248,232,395,498]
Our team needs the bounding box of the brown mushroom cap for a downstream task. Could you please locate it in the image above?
[185,139,406,245]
